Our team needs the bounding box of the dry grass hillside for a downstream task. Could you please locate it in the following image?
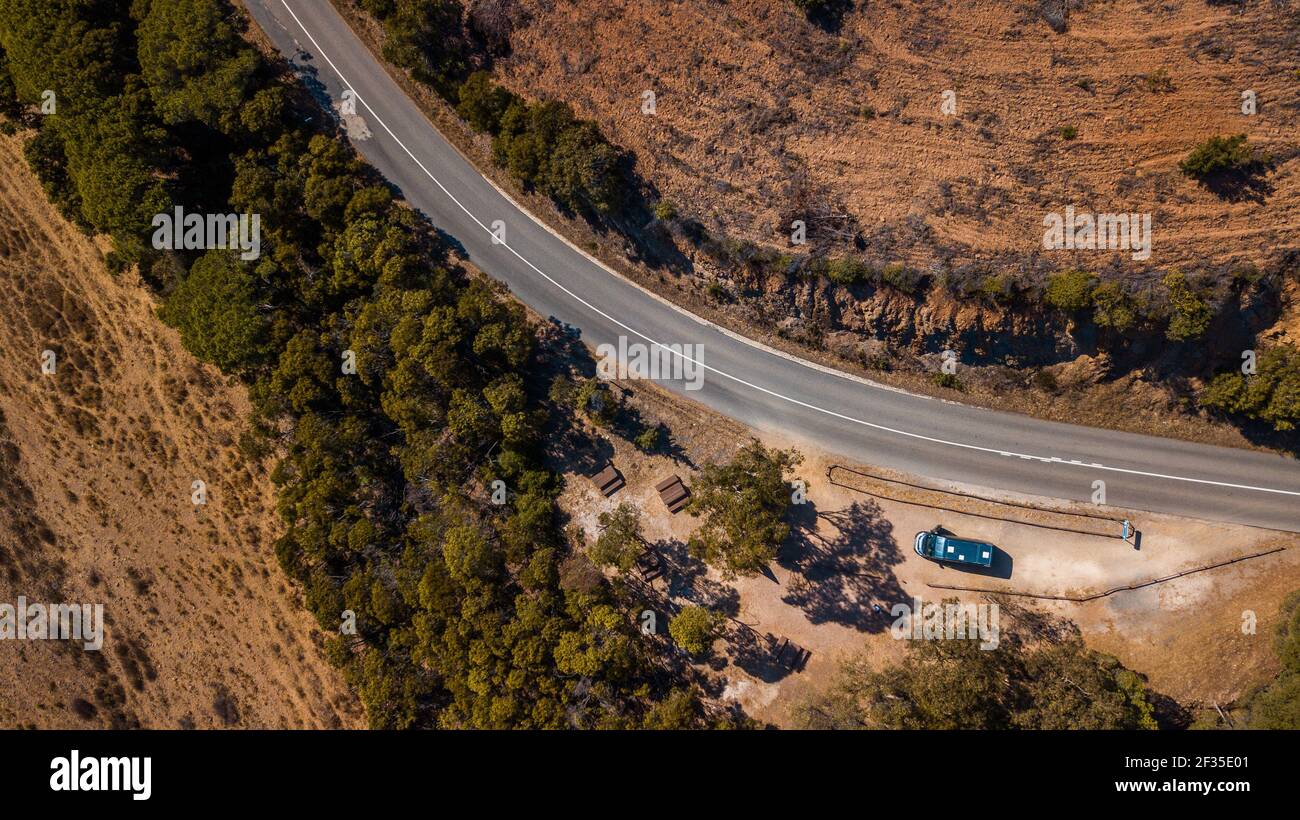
[498,0,1300,274]
[0,133,361,729]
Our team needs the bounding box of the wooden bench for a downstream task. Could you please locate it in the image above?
[655,475,690,513]
[635,549,664,583]
[590,463,624,497]
[772,635,812,673]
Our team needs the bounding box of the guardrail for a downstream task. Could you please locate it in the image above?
[827,464,1131,539]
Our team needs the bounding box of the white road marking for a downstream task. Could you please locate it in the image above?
[277,0,1300,501]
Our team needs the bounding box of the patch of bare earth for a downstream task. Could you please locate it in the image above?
[0,133,361,729]
[500,0,1299,271]
[557,375,1299,726]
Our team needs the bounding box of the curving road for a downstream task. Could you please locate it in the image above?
[246,0,1300,532]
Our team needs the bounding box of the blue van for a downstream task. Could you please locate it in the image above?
[914,529,995,567]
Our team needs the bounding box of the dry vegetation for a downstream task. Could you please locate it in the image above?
[497,0,1299,273]
[0,133,360,729]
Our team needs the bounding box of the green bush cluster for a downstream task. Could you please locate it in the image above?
[492,98,625,215]
[363,0,469,100]
[1240,590,1300,728]
[808,256,924,294]
[1179,133,1253,179]
[1042,271,1142,333]
[1162,270,1212,341]
[1044,269,1097,313]
[796,605,1159,729]
[457,70,627,215]
[360,0,633,219]
[1201,344,1300,432]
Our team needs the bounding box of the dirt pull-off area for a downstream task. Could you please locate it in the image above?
[0,134,360,729]
[559,374,1300,726]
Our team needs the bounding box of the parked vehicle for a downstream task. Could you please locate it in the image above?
[913,528,995,567]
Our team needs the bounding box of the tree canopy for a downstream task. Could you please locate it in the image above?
[687,441,803,577]
[1201,344,1300,432]
[797,606,1160,730]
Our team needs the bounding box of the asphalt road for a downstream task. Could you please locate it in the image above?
[246,0,1300,532]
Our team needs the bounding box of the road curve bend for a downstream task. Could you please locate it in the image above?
[245,0,1300,531]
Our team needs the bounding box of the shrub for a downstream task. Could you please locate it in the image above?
[931,372,961,390]
[634,425,663,453]
[977,273,1013,305]
[1201,344,1300,432]
[1179,134,1252,178]
[1144,68,1173,93]
[881,262,923,294]
[1059,125,1078,140]
[1163,270,1212,341]
[669,605,723,656]
[456,71,516,134]
[653,200,678,221]
[1044,269,1096,312]
[576,378,617,425]
[821,256,870,285]
[1090,281,1137,331]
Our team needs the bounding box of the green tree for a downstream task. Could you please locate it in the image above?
[136,0,258,129]
[1179,133,1252,179]
[669,605,723,656]
[375,0,468,99]
[1044,269,1096,313]
[456,70,515,134]
[1163,270,1211,341]
[687,441,803,577]
[1201,344,1300,432]
[634,424,663,453]
[591,503,644,572]
[546,121,623,214]
[159,250,268,371]
[1091,281,1137,331]
[492,98,627,215]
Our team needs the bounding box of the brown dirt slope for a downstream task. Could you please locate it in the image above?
[0,133,361,729]
[498,0,1300,272]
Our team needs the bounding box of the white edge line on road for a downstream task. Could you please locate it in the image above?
[277,0,1300,500]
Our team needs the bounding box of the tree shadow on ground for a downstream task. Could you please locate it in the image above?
[1195,164,1275,204]
[801,0,854,33]
[777,499,906,632]
[608,394,695,469]
[543,423,615,481]
[1220,415,1300,457]
[654,538,740,618]
[723,625,801,683]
